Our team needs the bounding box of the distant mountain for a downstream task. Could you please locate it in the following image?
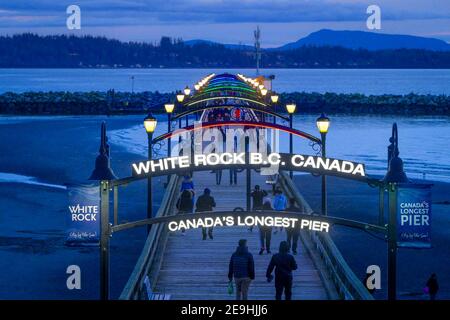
[276,29,450,51]
[184,39,253,51]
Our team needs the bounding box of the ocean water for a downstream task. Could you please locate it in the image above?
[1,68,449,95]
[109,114,450,183]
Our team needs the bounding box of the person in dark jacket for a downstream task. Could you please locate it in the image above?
[266,241,298,300]
[251,185,267,210]
[426,273,439,300]
[248,185,267,232]
[286,198,301,254]
[195,188,216,240]
[259,199,273,255]
[228,239,255,300]
[176,190,194,235]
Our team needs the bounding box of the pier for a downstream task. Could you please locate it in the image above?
[91,73,381,300]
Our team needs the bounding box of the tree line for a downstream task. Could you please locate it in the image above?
[1,34,450,68]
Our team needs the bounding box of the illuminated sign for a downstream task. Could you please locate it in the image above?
[167,215,330,233]
[131,152,367,180]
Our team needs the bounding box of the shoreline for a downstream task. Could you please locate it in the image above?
[1,91,449,116]
[0,116,166,299]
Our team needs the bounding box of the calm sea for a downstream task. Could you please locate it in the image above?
[0,68,449,95]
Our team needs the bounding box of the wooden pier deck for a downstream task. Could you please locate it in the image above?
[154,170,329,300]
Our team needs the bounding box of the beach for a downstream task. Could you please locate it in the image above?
[0,115,166,299]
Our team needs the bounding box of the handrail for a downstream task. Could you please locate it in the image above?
[119,174,182,300]
[278,171,374,300]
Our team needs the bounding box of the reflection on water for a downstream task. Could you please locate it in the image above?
[1,68,450,95]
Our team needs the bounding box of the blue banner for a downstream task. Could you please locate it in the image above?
[397,184,432,248]
[66,184,100,246]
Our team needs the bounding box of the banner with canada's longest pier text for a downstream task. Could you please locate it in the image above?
[397,184,432,248]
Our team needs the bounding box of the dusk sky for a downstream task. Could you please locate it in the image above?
[0,0,449,47]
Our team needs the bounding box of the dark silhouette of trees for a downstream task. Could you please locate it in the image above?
[0,33,450,68]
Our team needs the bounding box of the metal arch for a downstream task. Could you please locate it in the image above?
[110,210,387,235]
[171,104,289,121]
[186,96,268,108]
[151,120,322,144]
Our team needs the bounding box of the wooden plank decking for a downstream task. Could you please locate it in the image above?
[153,169,329,300]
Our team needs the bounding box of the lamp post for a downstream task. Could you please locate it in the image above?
[176,92,185,103]
[383,122,408,301]
[144,113,157,233]
[286,103,296,179]
[89,122,117,300]
[184,86,191,96]
[164,104,175,157]
[316,113,330,216]
[270,95,279,104]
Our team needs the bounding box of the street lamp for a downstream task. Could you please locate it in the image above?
[286,103,296,179]
[144,113,157,233]
[194,84,200,91]
[316,113,330,216]
[164,104,175,157]
[184,86,191,96]
[176,93,185,103]
[270,95,279,103]
[260,88,268,96]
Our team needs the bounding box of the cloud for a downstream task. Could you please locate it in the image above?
[0,0,449,45]
[0,0,449,29]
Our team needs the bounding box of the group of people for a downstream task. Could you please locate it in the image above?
[175,177,302,300]
[176,175,217,240]
[228,239,298,300]
[176,176,442,301]
[177,177,301,252]
[250,185,301,255]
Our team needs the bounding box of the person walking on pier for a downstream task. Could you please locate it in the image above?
[181,175,194,192]
[266,241,298,300]
[228,239,255,300]
[259,199,273,255]
[273,189,287,234]
[195,188,216,240]
[251,185,267,210]
[286,198,301,254]
[249,185,267,232]
[176,189,194,235]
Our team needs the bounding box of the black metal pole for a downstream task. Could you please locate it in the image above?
[167,113,171,157]
[321,132,327,216]
[185,114,188,127]
[387,182,397,300]
[147,132,153,233]
[245,137,251,211]
[100,180,110,300]
[289,114,293,180]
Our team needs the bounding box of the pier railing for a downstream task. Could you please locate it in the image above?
[278,171,374,300]
[119,174,182,300]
